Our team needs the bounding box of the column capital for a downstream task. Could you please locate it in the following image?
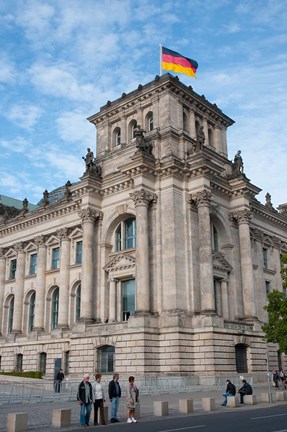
[130,189,157,207]
[14,242,24,254]
[57,227,70,241]
[233,209,252,225]
[34,235,46,246]
[192,190,212,207]
[78,207,101,223]
[271,236,281,250]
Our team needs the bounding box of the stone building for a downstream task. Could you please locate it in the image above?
[0,73,286,382]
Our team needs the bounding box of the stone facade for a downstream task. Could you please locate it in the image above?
[0,73,286,381]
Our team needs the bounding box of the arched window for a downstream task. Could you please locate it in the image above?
[115,218,136,251]
[8,296,14,333]
[76,285,81,322]
[113,127,121,146]
[39,352,47,374]
[98,345,115,374]
[51,288,59,330]
[145,112,154,132]
[28,292,36,332]
[235,344,248,373]
[212,224,219,251]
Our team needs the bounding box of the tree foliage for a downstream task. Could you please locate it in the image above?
[262,253,287,353]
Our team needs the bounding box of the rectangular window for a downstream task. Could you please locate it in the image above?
[29,253,37,275]
[9,259,17,279]
[122,279,135,321]
[263,248,268,269]
[39,352,46,374]
[16,354,23,372]
[75,241,82,264]
[52,247,60,270]
[125,219,136,249]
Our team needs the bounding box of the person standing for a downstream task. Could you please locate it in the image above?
[221,379,236,406]
[108,373,121,423]
[77,373,93,427]
[238,379,253,404]
[92,373,106,426]
[126,376,139,423]
[55,368,65,393]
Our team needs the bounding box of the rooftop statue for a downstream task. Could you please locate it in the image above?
[231,150,244,175]
[196,123,205,151]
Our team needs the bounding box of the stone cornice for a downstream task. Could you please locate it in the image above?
[250,201,287,228]
[0,201,81,237]
[88,74,234,129]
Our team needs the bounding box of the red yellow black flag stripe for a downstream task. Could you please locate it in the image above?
[162,46,198,78]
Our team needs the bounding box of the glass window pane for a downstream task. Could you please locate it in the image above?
[29,292,36,331]
[76,286,81,321]
[51,288,59,330]
[76,241,82,264]
[125,218,136,249]
[8,297,14,333]
[30,253,37,275]
[52,248,60,270]
[10,259,17,279]
[122,279,135,321]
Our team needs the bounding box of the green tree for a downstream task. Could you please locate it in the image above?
[261,253,287,353]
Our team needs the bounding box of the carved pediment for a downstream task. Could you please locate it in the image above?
[104,253,135,272]
[212,251,232,273]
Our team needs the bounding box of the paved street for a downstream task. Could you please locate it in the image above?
[1,383,286,431]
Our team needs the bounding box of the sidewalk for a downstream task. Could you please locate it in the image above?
[0,383,284,431]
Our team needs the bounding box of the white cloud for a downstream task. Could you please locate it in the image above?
[56,110,95,147]
[5,103,43,130]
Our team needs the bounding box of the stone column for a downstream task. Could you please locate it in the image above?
[78,208,98,322]
[193,190,215,313]
[234,210,256,320]
[109,277,117,322]
[130,189,155,314]
[57,228,70,329]
[221,278,230,320]
[0,249,6,335]
[12,243,25,334]
[202,118,209,146]
[33,236,47,331]
[189,110,196,140]
[214,126,222,153]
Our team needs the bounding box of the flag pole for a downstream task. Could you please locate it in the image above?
[159,44,162,76]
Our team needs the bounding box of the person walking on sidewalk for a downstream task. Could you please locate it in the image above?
[92,373,106,426]
[108,373,121,423]
[221,379,236,406]
[77,373,93,427]
[126,376,139,423]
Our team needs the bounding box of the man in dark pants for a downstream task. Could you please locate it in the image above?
[238,379,253,404]
[108,373,121,423]
[77,374,93,426]
[55,368,64,393]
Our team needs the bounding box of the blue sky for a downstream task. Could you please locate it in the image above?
[0,0,286,207]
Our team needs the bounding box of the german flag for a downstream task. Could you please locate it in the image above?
[162,46,198,78]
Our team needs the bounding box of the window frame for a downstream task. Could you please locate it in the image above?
[115,218,136,252]
[28,292,36,332]
[75,241,82,265]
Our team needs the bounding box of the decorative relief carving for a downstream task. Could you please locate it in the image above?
[104,253,135,273]
[130,189,157,207]
[212,251,233,273]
